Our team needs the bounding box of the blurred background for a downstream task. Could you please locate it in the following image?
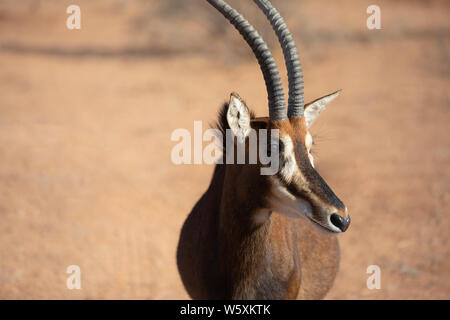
[0,0,449,299]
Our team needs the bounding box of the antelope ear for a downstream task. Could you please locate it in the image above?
[304,89,341,128]
[227,92,251,142]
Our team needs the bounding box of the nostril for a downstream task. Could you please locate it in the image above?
[330,213,343,230]
[330,213,350,232]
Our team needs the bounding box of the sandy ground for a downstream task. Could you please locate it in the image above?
[0,0,449,299]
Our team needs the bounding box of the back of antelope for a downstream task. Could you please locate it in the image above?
[177,0,351,299]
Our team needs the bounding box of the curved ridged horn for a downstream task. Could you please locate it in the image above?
[253,0,304,118]
[207,0,286,121]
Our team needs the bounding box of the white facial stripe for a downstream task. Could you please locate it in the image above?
[279,134,316,181]
[305,132,315,167]
[279,136,297,182]
[305,132,313,151]
[308,153,315,167]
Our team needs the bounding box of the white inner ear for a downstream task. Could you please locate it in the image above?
[304,90,340,128]
[227,95,251,142]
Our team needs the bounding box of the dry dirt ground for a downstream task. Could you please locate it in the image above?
[0,0,449,299]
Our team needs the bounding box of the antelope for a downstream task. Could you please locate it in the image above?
[177,0,350,299]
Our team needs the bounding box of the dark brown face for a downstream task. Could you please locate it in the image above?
[267,117,350,233]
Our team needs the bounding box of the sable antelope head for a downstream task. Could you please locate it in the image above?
[208,0,350,233]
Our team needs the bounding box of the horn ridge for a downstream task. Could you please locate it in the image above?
[206,0,287,121]
[253,0,305,118]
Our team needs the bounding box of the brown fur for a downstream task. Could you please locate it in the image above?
[177,101,341,299]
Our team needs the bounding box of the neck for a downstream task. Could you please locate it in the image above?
[216,163,273,298]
